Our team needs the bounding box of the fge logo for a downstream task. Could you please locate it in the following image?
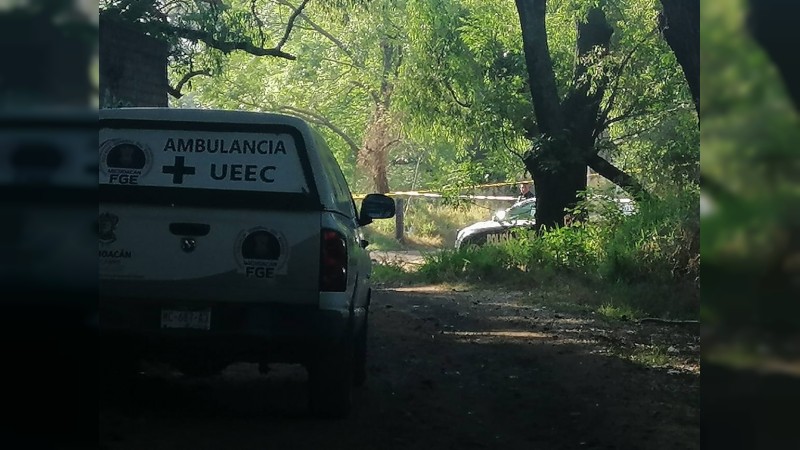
[236,228,288,278]
[100,140,153,185]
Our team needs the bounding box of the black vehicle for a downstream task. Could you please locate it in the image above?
[455,198,537,249]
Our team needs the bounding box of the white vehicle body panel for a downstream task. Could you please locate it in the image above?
[99,108,368,311]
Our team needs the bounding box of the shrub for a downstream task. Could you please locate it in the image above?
[599,189,699,284]
[411,188,699,318]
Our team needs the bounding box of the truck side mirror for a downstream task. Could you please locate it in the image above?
[359,193,395,226]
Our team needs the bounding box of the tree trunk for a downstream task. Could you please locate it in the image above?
[516,0,571,229]
[515,0,565,132]
[357,38,400,194]
[659,0,699,115]
[359,104,392,194]
[747,0,800,110]
[372,149,390,194]
[516,1,618,228]
[525,153,587,228]
[588,154,649,200]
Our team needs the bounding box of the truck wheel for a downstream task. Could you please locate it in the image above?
[308,340,354,418]
[353,318,368,387]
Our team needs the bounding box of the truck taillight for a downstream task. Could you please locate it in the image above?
[320,229,347,292]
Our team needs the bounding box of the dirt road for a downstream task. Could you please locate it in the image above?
[100,286,699,450]
[370,250,425,267]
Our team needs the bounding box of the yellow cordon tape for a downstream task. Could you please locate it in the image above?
[353,192,520,201]
[353,180,527,200]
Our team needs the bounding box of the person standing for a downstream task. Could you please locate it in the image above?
[518,182,534,200]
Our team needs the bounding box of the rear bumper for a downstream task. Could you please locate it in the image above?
[100,298,354,364]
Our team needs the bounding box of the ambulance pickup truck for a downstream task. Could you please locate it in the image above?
[99,108,395,417]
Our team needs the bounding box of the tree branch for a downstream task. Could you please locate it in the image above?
[162,23,297,59]
[167,69,212,98]
[601,103,643,129]
[660,0,700,114]
[105,1,304,59]
[588,154,649,200]
[276,0,310,51]
[251,0,266,47]
[350,80,380,105]
[276,0,358,65]
[515,0,565,133]
[501,128,525,160]
[381,138,402,152]
[603,102,693,137]
[230,96,361,159]
[443,79,471,108]
[595,27,659,140]
[319,57,363,70]
[275,105,361,159]
[610,127,652,144]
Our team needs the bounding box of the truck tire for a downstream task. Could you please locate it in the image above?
[353,317,368,387]
[308,339,354,418]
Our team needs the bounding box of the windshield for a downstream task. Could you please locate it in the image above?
[505,201,536,220]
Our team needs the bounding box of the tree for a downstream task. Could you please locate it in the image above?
[178,0,695,205]
[515,1,650,228]
[184,0,407,193]
[747,0,800,109]
[396,0,692,226]
[659,0,699,114]
[99,0,311,98]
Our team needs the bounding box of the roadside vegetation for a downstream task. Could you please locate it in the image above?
[100,0,700,322]
[363,200,493,251]
[372,189,699,320]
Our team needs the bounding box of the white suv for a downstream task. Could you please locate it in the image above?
[99,108,394,417]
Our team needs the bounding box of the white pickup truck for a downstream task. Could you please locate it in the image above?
[99,108,395,417]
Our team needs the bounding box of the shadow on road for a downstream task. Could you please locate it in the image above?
[101,288,699,450]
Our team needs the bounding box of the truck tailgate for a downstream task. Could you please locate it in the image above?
[99,205,320,305]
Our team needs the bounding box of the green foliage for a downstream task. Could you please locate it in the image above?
[371,260,418,285]
[418,245,522,282]
[628,344,672,368]
[700,0,800,333]
[599,189,699,283]
[101,0,301,82]
[597,303,640,321]
[156,0,700,322]
[169,0,696,204]
[397,0,529,183]
[362,200,490,250]
[408,190,698,318]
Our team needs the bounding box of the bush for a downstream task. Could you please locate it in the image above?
[412,188,699,318]
[418,245,525,282]
[362,200,490,250]
[599,189,699,284]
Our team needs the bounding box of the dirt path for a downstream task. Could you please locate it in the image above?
[370,250,426,267]
[100,286,699,450]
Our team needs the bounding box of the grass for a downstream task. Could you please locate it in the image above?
[371,245,698,320]
[628,345,674,368]
[363,200,492,251]
[597,303,640,321]
[368,192,699,320]
[370,260,419,285]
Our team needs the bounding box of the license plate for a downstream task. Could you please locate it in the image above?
[160,309,211,330]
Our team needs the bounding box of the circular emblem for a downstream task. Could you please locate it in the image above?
[100,139,153,182]
[235,228,288,273]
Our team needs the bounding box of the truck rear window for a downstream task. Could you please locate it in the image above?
[100,128,310,194]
